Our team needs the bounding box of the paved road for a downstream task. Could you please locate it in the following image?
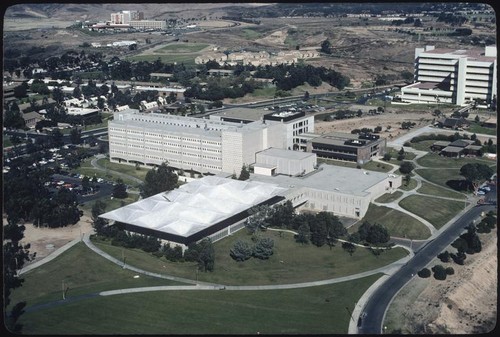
[357,204,496,334]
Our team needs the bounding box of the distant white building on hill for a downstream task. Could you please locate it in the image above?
[400,45,497,107]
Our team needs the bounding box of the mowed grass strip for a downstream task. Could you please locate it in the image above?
[355,204,431,240]
[417,181,466,200]
[10,243,183,309]
[93,230,407,286]
[18,274,382,335]
[362,160,393,173]
[375,191,403,204]
[399,195,466,229]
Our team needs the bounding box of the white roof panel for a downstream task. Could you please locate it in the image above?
[100,176,287,239]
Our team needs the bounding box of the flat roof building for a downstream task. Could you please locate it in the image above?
[100,176,286,247]
[254,148,317,176]
[108,108,313,174]
[303,131,386,164]
[251,163,401,219]
[401,45,497,107]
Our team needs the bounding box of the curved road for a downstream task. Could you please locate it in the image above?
[357,204,496,334]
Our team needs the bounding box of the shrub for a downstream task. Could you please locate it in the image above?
[437,251,450,263]
[417,268,431,278]
[445,267,455,275]
[432,264,447,280]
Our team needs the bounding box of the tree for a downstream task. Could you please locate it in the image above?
[383,153,392,161]
[245,205,271,234]
[437,251,450,263]
[459,163,493,193]
[230,240,253,262]
[432,264,447,280]
[399,161,415,174]
[238,164,250,181]
[91,200,108,236]
[342,242,356,256]
[321,39,332,54]
[140,162,178,198]
[364,223,390,245]
[417,268,431,278]
[296,223,310,244]
[3,217,36,333]
[253,237,274,259]
[113,179,128,199]
[197,238,215,272]
[70,127,82,144]
[13,82,28,98]
[3,108,25,130]
[303,91,310,101]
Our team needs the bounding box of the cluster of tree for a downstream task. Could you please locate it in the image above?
[3,166,81,228]
[3,102,26,129]
[184,75,261,101]
[351,127,375,134]
[323,109,359,121]
[401,121,416,130]
[253,63,350,91]
[476,211,496,233]
[452,224,483,256]
[112,178,128,199]
[349,221,391,246]
[391,17,422,27]
[230,236,275,261]
[436,12,468,26]
[3,217,37,333]
[111,229,162,253]
[459,163,493,193]
[244,202,347,248]
[140,162,178,198]
[158,239,215,272]
[410,132,481,144]
[418,265,454,280]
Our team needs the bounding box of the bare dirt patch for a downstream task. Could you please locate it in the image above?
[18,215,95,265]
[386,227,497,334]
[314,109,435,140]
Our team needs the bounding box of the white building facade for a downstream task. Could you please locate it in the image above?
[401,45,497,106]
[108,109,313,174]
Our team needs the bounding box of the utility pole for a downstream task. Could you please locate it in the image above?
[345,307,355,323]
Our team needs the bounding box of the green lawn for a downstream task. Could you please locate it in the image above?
[398,177,418,191]
[467,122,497,136]
[127,54,196,65]
[242,28,263,40]
[9,243,183,309]
[362,160,393,173]
[80,194,140,213]
[415,168,466,190]
[375,191,403,203]
[356,204,431,240]
[155,43,209,53]
[408,140,436,152]
[248,87,276,98]
[399,195,466,229]
[416,153,494,168]
[17,274,382,335]
[92,230,407,286]
[417,181,466,200]
[317,158,359,168]
[386,147,418,160]
[97,158,151,181]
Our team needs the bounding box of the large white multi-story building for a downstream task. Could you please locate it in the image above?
[108,108,314,174]
[400,45,497,106]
